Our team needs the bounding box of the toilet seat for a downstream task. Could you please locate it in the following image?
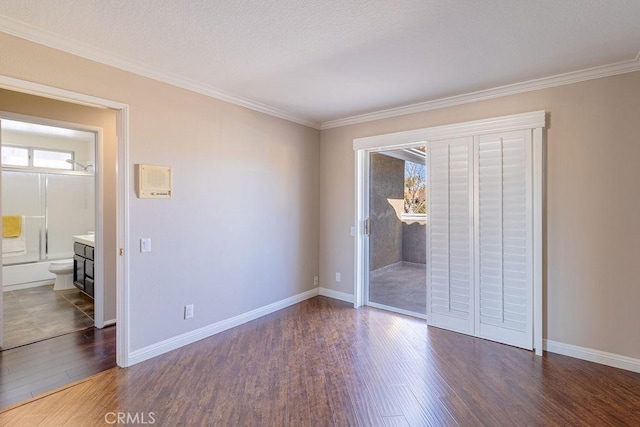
[49,259,74,273]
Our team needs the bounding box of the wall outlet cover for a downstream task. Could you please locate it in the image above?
[184,304,194,319]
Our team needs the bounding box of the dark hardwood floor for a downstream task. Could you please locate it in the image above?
[0,325,116,408]
[1,296,640,425]
[2,284,95,350]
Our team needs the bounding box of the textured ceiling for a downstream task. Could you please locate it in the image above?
[1,1,639,127]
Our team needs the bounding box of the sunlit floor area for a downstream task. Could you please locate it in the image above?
[0,326,116,408]
[2,285,94,350]
[369,263,426,314]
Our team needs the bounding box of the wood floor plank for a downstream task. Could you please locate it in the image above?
[1,297,640,426]
[382,415,411,427]
[0,326,116,409]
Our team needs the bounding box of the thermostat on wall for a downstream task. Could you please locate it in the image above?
[136,164,172,199]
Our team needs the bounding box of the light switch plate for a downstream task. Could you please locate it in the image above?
[140,238,152,253]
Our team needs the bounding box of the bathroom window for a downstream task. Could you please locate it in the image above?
[1,145,74,170]
[1,145,29,167]
[33,149,73,170]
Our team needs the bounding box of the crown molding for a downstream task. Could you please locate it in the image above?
[0,16,321,130]
[321,50,640,130]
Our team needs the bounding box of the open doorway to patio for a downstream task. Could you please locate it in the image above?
[367,146,426,317]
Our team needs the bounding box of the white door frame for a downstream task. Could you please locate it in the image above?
[356,144,429,320]
[0,75,131,366]
[353,111,545,355]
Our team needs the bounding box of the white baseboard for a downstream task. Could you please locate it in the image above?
[128,288,320,366]
[318,287,354,303]
[102,318,116,327]
[544,339,640,374]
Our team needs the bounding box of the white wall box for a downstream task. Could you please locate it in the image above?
[136,164,172,199]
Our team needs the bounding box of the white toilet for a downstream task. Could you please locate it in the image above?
[49,259,75,291]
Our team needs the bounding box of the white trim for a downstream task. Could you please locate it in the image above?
[366,301,427,320]
[128,288,319,366]
[0,76,125,110]
[544,339,640,374]
[353,150,368,309]
[103,318,117,327]
[533,128,544,356]
[353,110,545,151]
[323,51,640,130]
[318,287,354,303]
[116,106,130,367]
[0,74,131,368]
[94,127,104,328]
[0,17,319,130]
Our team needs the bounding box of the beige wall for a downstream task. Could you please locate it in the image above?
[0,33,320,352]
[320,71,640,360]
[0,88,118,321]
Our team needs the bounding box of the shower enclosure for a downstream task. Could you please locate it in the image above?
[2,170,95,267]
[1,117,96,291]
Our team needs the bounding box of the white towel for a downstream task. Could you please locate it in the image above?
[2,216,27,256]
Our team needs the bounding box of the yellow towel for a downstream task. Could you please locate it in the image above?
[3,215,22,238]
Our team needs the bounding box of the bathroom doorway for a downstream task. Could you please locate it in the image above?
[0,115,100,350]
[0,80,127,407]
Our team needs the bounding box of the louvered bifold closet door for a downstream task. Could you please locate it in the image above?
[427,137,474,334]
[474,130,533,350]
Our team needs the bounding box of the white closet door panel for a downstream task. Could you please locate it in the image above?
[427,137,474,334]
[474,130,533,350]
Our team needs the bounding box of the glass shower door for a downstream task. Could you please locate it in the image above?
[1,171,44,265]
[47,174,95,260]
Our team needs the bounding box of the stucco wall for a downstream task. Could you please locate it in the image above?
[369,153,404,271]
[402,222,426,265]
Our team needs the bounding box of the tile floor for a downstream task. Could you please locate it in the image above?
[369,263,426,314]
[2,284,94,350]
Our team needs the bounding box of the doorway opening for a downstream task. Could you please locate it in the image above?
[367,146,427,318]
[0,76,130,407]
[1,116,99,350]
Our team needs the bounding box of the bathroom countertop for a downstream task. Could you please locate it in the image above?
[73,234,95,247]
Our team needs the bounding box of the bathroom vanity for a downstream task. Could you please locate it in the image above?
[73,234,95,298]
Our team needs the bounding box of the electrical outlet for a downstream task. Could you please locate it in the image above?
[184,304,194,319]
[335,272,341,282]
[314,276,319,287]
[350,226,356,236]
